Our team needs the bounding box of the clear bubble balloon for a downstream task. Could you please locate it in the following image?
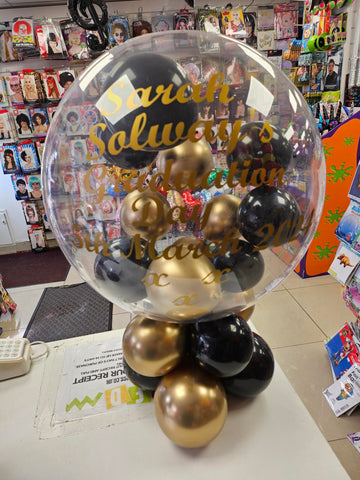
[42,31,325,323]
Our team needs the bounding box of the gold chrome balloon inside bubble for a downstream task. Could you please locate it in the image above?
[120,189,171,240]
[154,366,228,448]
[200,194,241,241]
[157,138,214,190]
[122,316,187,377]
[145,238,222,321]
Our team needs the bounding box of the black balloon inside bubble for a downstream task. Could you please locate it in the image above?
[94,237,153,303]
[97,52,198,165]
[191,314,254,378]
[238,185,302,248]
[222,332,274,397]
[101,131,158,169]
[213,240,264,292]
[226,122,293,181]
[123,357,162,391]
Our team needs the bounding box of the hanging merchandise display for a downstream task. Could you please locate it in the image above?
[108,15,130,47]
[1,143,20,174]
[0,108,16,139]
[35,18,67,59]
[19,69,47,105]
[0,76,9,107]
[42,29,325,447]
[12,18,39,57]
[60,19,90,62]
[274,3,298,40]
[197,7,221,33]
[132,8,152,37]
[151,12,174,33]
[174,9,195,30]
[221,8,247,40]
[0,29,19,62]
[27,224,47,252]
[5,73,23,106]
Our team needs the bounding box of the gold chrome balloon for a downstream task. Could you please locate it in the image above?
[122,316,186,377]
[157,138,214,189]
[145,239,222,321]
[120,189,170,239]
[154,366,228,448]
[200,194,241,241]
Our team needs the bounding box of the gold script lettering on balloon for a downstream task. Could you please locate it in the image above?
[85,72,275,161]
[82,159,285,204]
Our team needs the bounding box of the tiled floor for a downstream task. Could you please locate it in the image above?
[1,267,360,478]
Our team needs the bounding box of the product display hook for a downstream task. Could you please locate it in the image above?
[67,0,109,51]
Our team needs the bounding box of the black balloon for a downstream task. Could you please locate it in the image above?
[238,185,302,248]
[222,332,274,397]
[213,240,264,292]
[191,314,254,378]
[97,52,198,165]
[101,127,158,169]
[226,121,293,182]
[123,357,162,391]
[94,237,153,303]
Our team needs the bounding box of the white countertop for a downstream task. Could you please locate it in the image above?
[0,329,350,480]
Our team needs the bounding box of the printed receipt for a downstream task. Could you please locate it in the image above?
[54,337,152,423]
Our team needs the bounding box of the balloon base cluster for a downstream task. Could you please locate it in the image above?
[122,309,274,448]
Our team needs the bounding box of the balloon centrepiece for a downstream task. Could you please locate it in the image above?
[42,30,325,447]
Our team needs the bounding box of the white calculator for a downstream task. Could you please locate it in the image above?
[0,338,31,381]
